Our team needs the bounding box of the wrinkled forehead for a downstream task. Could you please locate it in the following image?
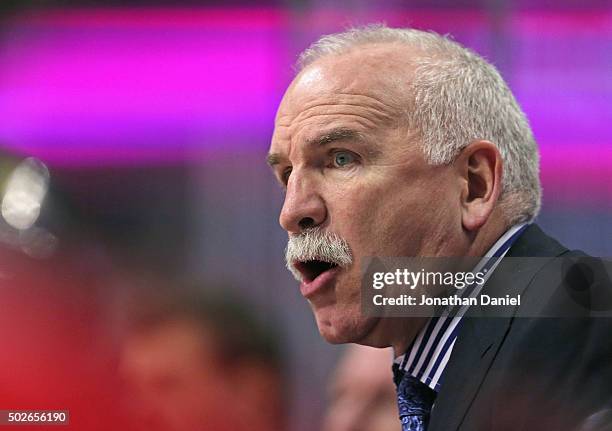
[275,42,417,124]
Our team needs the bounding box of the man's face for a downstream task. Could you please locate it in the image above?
[268,44,461,346]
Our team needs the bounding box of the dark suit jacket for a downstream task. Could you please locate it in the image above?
[428,224,612,431]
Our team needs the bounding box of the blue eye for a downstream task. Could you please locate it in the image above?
[333,151,355,167]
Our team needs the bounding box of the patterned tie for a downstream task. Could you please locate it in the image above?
[393,363,437,431]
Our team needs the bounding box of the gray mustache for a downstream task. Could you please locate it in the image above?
[285,227,353,281]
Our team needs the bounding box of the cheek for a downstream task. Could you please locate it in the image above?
[325,167,458,259]
[329,184,389,240]
[353,177,457,253]
[334,186,421,255]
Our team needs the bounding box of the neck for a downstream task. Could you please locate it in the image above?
[465,210,509,258]
[387,212,510,356]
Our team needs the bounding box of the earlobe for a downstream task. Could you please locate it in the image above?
[459,141,503,232]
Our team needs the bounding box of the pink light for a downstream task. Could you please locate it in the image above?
[540,144,612,207]
[0,7,288,165]
[0,4,610,204]
[16,7,287,29]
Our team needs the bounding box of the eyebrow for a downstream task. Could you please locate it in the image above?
[307,127,365,147]
[266,127,368,167]
[266,153,282,167]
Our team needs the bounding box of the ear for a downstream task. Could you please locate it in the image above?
[455,140,503,232]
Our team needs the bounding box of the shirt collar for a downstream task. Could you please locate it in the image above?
[392,223,529,391]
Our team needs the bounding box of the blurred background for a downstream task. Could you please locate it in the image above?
[0,0,610,430]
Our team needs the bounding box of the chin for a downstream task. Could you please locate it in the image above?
[313,306,379,345]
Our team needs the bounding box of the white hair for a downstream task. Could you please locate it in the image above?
[297,24,541,225]
[285,227,352,282]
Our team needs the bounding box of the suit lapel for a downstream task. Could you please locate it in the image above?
[428,224,567,431]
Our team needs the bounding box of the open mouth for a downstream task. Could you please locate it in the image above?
[294,259,339,283]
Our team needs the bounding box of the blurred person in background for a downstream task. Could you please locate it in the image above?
[323,345,398,431]
[119,288,286,431]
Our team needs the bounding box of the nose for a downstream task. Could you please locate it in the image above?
[279,171,327,234]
